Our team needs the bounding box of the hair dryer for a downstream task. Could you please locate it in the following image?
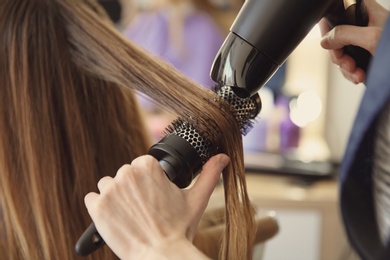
[210,0,371,98]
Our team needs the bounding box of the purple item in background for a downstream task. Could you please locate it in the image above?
[122,8,224,88]
[280,116,300,151]
[276,96,300,152]
[242,119,268,152]
[122,9,224,142]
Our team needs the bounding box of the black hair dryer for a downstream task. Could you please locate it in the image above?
[210,0,371,97]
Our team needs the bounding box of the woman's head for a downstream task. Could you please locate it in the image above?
[0,0,256,259]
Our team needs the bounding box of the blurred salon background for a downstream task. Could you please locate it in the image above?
[97,1,390,259]
[96,0,349,164]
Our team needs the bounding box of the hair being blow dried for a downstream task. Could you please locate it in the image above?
[0,0,256,259]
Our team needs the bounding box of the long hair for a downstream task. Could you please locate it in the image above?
[0,0,256,259]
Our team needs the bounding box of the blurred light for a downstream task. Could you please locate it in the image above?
[258,86,274,117]
[290,90,322,127]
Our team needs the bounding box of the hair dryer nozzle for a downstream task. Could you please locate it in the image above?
[211,32,279,97]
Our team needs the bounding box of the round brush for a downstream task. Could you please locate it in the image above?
[75,85,261,256]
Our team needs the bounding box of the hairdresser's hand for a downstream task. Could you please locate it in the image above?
[84,154,230,260]
[319,0,389,84]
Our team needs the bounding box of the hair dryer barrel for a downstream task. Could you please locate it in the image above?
[231,0,333,65]
[211,0,334,97]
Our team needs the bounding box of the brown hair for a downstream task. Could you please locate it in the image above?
[0,0,256,259]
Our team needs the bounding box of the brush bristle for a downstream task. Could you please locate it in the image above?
[213,84,261,135]
[164,118,218,164]
[161,85,261,163]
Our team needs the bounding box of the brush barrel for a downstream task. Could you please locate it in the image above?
[149,134,204,188]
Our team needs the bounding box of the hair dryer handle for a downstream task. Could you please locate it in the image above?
[326,0,372,72]
[343,0,371,72]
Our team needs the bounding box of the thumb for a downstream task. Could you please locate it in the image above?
[321,25,377,55]
[189,154,230,204]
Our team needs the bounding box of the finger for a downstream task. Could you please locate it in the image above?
[97,176,114,192]
[340,67,354,82]
[129,155,163,177]
[332,52,357,72]
[340,67,366,84]
[328,49,359,75]
[326,49,344,69]
[130,154,158,167]
[321,25,379,55]
[126,155,166,184]
[320,25,355,50]
[189,154,229,205]
[329,48,344,61]
[354,68,366,83]
[84,192,99,210]
[318,19,331,36]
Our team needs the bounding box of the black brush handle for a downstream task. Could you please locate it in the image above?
[75,222,104,256]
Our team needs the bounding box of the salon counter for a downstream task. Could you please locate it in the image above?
[208,173,353,260]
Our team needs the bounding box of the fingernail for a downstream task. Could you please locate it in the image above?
[219,154,230,167]
[352,74,360,84]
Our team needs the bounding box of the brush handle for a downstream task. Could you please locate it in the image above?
[75,222,104,256]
